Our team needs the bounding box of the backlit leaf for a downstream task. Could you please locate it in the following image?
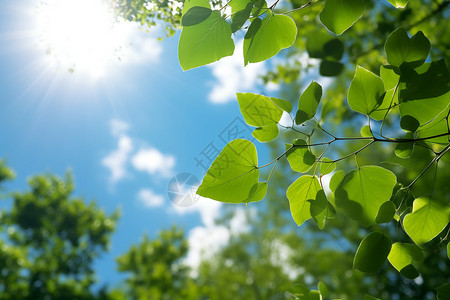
[354,232,392,273]
[286,140,316,173]
[320,157,336,175]
[319,0,366,35]
[197,139,259,203]
[237,93,284,126]
[244,13,297,65]
[335,166,397,226]
[386,0,408,8]
[295,81,322,124]
[181,6,212,26]
[387,242,423,279]
[286,175,321,226]
[252,124,279,142]
[179,11,234,70]
[375,201,396,224]
[348,66,387,120]
[385,28,430,68]
[403,197,450,245]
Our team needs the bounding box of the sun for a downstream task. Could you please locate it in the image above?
[36,0,124,78]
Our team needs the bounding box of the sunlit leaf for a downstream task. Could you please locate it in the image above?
[319,0,366,35]
[394,133,415,158]
[237,93,284,126]
[244,13,297,65]
[387,242,423,279]
[286,140,316,173]
[181,6,212,26]
[271,97,293,113]
[348,66,387,120]
[295,81,322,124]
[385,28,430,68]
[252,124,279,142]
[197,139,259,203]
[231,2,253,32]
[398,60,450,126]
[354,232,392,273]
[330,170,345,192]
[335,166,397,226]
[244,182,268,203]
[320,157,336,175]
[286,175,321,226]
[386,0,408,8]
[360,125,372,137]
[179,11,234,70]
[309,190,329,229]
[375,201,396,224]
[182,0,210,15]
[403,197,450,245]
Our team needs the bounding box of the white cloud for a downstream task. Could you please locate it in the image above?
[131,147,176,178]
[208,40,267,104]
[171,194,252,274]
[110,119,130,136]
[171,194,222,228]
[137,188,164,207]
[102,135,133,182]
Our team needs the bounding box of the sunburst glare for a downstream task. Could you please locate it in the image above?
[35,0,125,78]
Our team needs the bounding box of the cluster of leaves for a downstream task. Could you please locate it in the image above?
[0,162,119,300]
[175,0,450,298]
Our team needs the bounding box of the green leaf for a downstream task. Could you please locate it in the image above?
[252,124,279,142]
[197,139,259,203]
[448,242,450,260]
[320,157,336,175]
[244,13,297,65]
[244,182,268,203]
[386,0,408,8]
[309,190,329,229]
[385,28,430,68]
[380,65,400,90]
[329,170,345,192]
[182,0,210,15]
[237,93,284,127]
[178,11,235,70]
[395,133,415,158]
[348,66,387,120]
[295,81,322,124]
[231,2,253,33]
[335,166,397,226]
[354,232,392,273]
[360,125,372,137]
[288,283,310,297]
[403,197,450,245]
[229,0,252,13]
[319,0,366,35]
[387,242,423,279]
[375,201,396,224]
[286,140,316,173]
[306,31,344,60]
[436,283,450,300]
[400,115,420,133]
[320,60,344,77]
[181,6,212,26]
[318,281,329,298]
[270,97,293,113]
[398,60,450,126]
[286,175,321,226]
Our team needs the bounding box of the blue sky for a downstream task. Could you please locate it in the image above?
[0,0,281,286]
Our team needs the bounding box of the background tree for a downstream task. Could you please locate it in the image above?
[0,161,119,300]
